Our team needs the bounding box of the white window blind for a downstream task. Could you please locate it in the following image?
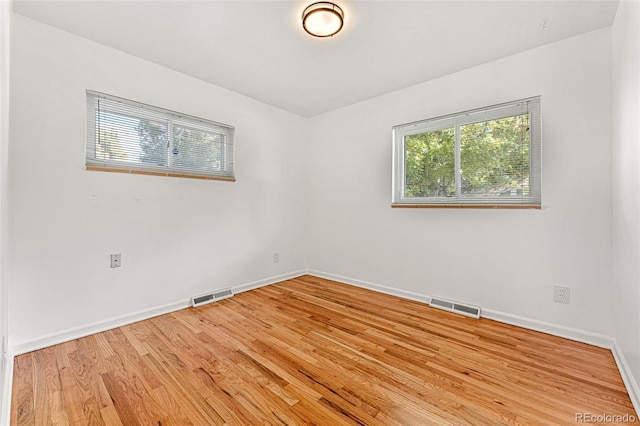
[392,97,541,207]
[86,90,235,180]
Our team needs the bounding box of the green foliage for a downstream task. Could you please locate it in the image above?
[460,115,530,196]
[404,114,530,198]
[173,126,223,172]
[405,128,455,197]
[135,120,223,172]
[136,119,168,166]
[95,128,126,161]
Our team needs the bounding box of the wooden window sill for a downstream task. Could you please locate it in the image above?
[86,165,236,182]
[391,203,541,209]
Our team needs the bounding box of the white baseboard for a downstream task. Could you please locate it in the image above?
[307,270,614,348]
[481,308,615,349]
[306,269,640,417]
[307,270,431,304]
[12,299,190,356]
[233,270,307,294]
[4,269,639,420]
[11,270,307,356]
[612,343,640,417]
[1,349,14,426]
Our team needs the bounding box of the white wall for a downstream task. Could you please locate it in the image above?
[4,4,638,417]
[612,0,640,399]
[0,0,11,419]
[9,14,308,347]
[308,28,614,336]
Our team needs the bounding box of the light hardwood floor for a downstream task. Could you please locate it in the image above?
[11,275,638,425]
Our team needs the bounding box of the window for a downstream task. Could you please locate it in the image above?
[392,97,541,208]
[86,91,235,181]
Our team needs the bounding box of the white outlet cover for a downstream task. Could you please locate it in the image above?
[110,253,122,268]
[553,285,570,304]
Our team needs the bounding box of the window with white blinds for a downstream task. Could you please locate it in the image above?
[392,97,541,208]
[86,91,235,181]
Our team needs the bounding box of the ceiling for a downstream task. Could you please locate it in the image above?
[13,0,619,117]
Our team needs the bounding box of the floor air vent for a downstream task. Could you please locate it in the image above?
[191,288,234,308]
[429,297,481,319]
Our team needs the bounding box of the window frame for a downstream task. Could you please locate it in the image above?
[392,97,541,208]
[86,90,235,181]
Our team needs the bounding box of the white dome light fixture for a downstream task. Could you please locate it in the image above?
[302,2,344,38]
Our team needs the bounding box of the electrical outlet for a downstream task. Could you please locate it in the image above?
[273,252,279,263]
[110,253,122,268]
[554,285,570,304]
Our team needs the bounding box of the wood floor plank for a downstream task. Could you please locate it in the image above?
[11,354,34,425]
[97,405,122,426]
[136,351,215,425]
[31,351,51,426]
[11,275,639,425]
[58,364,89,425]
[65,349,106,425]
[48,391,69,426]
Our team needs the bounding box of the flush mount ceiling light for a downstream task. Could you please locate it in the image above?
[302,2,344,38]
